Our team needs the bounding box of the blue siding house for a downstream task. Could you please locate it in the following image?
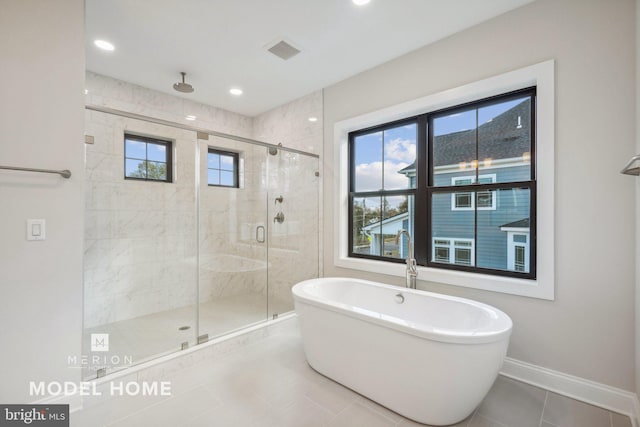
[364,98,532,273]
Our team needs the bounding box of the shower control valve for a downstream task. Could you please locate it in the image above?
[273,212,285,224]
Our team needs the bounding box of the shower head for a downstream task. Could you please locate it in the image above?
[173,72,194,93]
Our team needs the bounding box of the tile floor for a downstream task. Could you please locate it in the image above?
[81,292,292,379]
[72,320,633,427]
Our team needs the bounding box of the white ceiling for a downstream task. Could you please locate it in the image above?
[86,0,534,117]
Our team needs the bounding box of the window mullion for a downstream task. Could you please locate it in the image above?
[474,107,479,268]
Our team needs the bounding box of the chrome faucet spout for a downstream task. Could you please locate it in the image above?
[396,229,417,289]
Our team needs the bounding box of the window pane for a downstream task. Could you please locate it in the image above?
[434,246,450,263]
[383,124,416,190]
[220,155,235,171]
[431,192,475,265]
[208,153,220,169]
[125,159,146,178]
[381,195,413,259]
[146,161,167,180]
[220,170,234,187]
[208,169,219,185]
[352,196,382,256]
[477,191,493,208]
[125,140,146,159]
[515,246,526,272]
[455,248,472,265]
[513,234,527,243]
[147,143,167,162]
[354,132,383,191]
[455,193,472,209]
[476,187,531,272]
[478,96,531,182]
[433,109,477,187]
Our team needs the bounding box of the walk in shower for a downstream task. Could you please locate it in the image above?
[81,107,320,378]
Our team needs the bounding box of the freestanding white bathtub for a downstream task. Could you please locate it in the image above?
[292,277,512,426]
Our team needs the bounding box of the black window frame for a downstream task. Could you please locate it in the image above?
[348,116,420,263]
[124,133,173,183]
[207,148,239,188]
[348,87,537,280]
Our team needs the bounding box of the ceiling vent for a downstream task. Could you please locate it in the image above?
[267,39,301,60]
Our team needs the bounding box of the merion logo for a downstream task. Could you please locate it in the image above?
[90,333,109,352]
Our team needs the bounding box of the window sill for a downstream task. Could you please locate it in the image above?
[335,256,553,300]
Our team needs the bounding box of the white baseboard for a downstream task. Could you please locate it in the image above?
[501,357,639,427]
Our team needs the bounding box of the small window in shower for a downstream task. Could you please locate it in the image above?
[124,134,172,182]
[207,148,239,188]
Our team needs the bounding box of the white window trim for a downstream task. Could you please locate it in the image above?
[450,174,497,211]
[334,59,555,300]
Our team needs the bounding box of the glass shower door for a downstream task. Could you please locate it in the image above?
[82,112,198,378]
[267,150,320,318]
[197,136,269,339]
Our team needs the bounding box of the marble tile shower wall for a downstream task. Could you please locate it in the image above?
[85,72,253,139]
[253,90,324,297]
[267,151,320,309]
[84,72,323,327]
[84,111,199,328]
[252,91,323,155]
[198,136,269,302]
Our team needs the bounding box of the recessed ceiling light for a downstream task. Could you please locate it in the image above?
[229,88,243,96]
[352,0,370,5]
[185,115,196,121]
[308,117,318,122]
[94,39,115,51]
[84,89,89,95]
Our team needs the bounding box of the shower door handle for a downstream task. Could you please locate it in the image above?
[256,226,265,243]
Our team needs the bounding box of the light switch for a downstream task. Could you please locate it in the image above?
[27,219,45,241]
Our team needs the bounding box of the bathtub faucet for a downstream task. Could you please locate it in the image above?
[395,229,417,289]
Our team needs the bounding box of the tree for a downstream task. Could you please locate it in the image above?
[129,161,166,180]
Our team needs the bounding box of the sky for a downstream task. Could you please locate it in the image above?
[353,97,528,192]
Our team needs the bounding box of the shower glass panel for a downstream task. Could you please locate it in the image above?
[267,150,320,317]
[83,106,320,378]
[197,136,269,339]
[82,111,198,379]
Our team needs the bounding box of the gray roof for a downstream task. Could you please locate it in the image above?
[500,218,530,229]
[398,98,531,173]
[434,98,531,166]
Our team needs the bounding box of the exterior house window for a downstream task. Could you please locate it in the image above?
[207,148,239,188]
[433,238,474,266]
[451,175,496,210]
[348,87,536,279]
[124,134,172,182]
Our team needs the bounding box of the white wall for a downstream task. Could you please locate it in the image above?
[0,0,85,402]
[636,0,640,397]
[323,0,636,391]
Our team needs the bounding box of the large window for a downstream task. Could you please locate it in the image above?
[124,134,172,182]
[348,88,536,279]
